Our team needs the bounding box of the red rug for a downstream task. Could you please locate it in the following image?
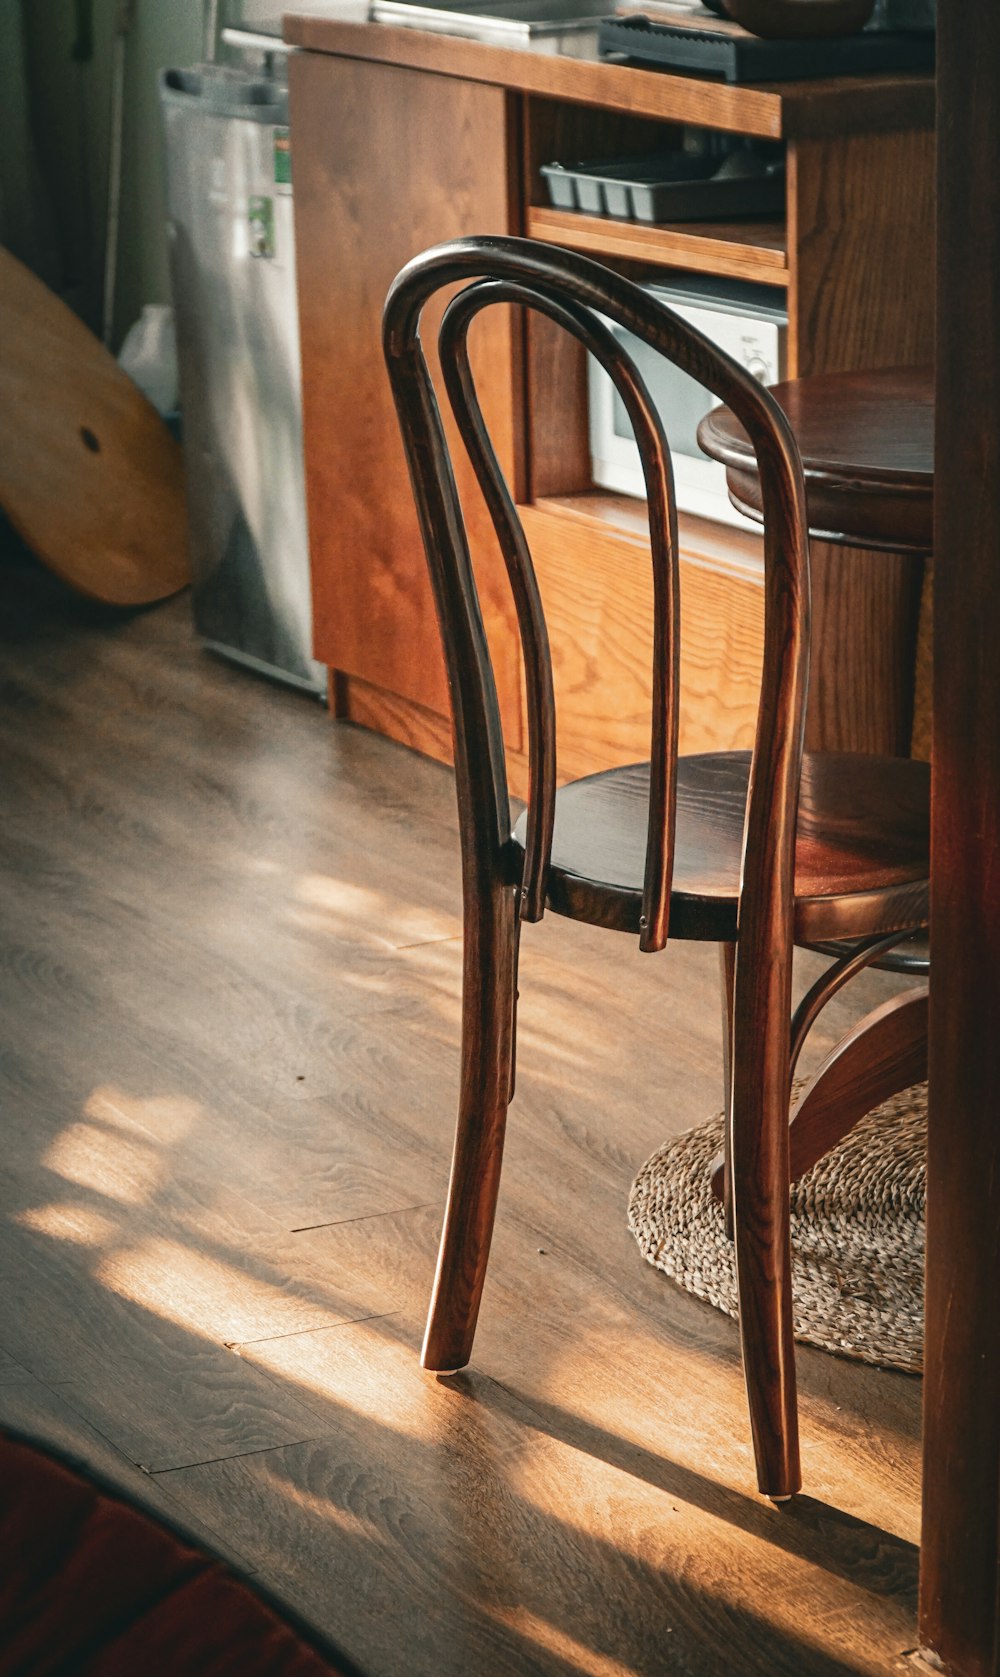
[0,1430,362,1675]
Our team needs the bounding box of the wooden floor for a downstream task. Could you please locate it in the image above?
[0,541,925,1677]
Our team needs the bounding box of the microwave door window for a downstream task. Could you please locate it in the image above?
[610,334,713,465]
[588,290,784,528]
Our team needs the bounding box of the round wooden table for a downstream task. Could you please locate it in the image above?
[697,364,934,556]
[698,364,934,1197]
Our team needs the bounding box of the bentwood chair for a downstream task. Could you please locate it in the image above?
[382,236,930,1501]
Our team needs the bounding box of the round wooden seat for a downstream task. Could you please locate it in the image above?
[697,366,934,556]
[513,751,930,944]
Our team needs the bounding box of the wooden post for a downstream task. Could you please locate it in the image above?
[920,6,1000,1674]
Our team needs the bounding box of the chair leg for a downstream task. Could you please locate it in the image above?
[719,942,736,1239]
[730,949,801,1501]
[787,988,928,1182]
[508,912,522,1105]
[421,882,520,1374]
[710,985,929,1204]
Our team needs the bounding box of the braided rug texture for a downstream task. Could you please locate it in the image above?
[628,1081,926,1373]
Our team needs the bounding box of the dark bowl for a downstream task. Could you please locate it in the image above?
[720,0,876,37]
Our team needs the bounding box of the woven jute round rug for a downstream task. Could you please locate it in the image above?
[628,1082,927,1373]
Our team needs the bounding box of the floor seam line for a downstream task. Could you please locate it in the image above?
[228,1309,399,1351]
[391,935,463,951]
[149,1433,333,1477]
[290,1204,433,1233]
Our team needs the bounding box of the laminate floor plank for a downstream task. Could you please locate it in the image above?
[0,869,452,1229]
[0,1376,258,1572]
[160,1318,918,1677]
[245,1191,921,1533]
[0,637,465,955]
[0,549,924,1675]
[0,1227,337,1471]
[0,1348,36,1385]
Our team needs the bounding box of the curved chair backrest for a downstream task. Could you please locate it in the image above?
[383,237,810,956]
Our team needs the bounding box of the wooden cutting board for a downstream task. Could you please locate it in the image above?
[0,247,190,606]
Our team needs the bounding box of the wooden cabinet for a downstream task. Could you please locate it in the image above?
[287,17,934,788]
[290,50,525,750]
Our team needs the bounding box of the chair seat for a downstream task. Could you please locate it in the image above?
[512,751,929,944]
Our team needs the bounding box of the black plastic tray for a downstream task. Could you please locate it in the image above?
[597,17,935,82]
[540,151,785,223]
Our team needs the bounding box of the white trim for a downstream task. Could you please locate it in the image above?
[587,288,786,534]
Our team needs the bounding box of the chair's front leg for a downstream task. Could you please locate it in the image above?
[730,945,801,1501]
[421,881,519,1375]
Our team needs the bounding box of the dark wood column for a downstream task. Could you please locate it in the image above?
[920,6,1000,1674]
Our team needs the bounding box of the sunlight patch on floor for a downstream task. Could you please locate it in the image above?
[14,1203,118,1247]
[488,1607,643,1677]
[292,870,460,949]
[93,1237,350,1344]
[85,1088,203,1147]
[243,1318,450,1444]
[43,1116,166,1205]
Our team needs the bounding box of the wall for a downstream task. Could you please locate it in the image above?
[21,0,205,345]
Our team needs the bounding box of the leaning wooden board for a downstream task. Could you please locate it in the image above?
[0,248,189,606]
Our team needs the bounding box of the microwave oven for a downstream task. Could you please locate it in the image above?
[587,275,788,530]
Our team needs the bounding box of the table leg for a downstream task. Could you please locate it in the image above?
[923,2,1000,1668]
[785,988,927,1181]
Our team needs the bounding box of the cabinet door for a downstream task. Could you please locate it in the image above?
[290,53,524,744]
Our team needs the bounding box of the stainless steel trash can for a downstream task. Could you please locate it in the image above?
[160,65,324,695]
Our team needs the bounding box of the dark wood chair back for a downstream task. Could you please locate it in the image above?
[383,237,811,961]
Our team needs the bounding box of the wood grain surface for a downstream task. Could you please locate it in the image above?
[289,38,934,776]
[699,367,933,757]
[0,542,927,1675]
[787,128,935,383]
[379,237,931,1498]
[522,100,673,504]
[784,988,928,1182]
[289,52,524,746]
[522,118,934,760]
[513,750,929,942]
[700,366,934,555]
[334,675,455,768]
[805,543,922,756]
[785,125,934,754]
[704,368,934,488]
[523,96,668,206]
[282,17,935,141]
[519,499,766,777]
[0,249,188,607]
[526,207,789,288]
[920,2,1000,1670]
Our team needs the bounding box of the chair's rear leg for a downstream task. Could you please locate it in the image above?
[422,882,519,1374]
[730,953,801,1501]
[508,911,522,1104]
[719,942,736,1239]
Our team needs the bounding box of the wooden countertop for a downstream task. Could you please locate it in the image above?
[282,13,934,139]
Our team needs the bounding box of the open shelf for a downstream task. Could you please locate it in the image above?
[526,205,788,287]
